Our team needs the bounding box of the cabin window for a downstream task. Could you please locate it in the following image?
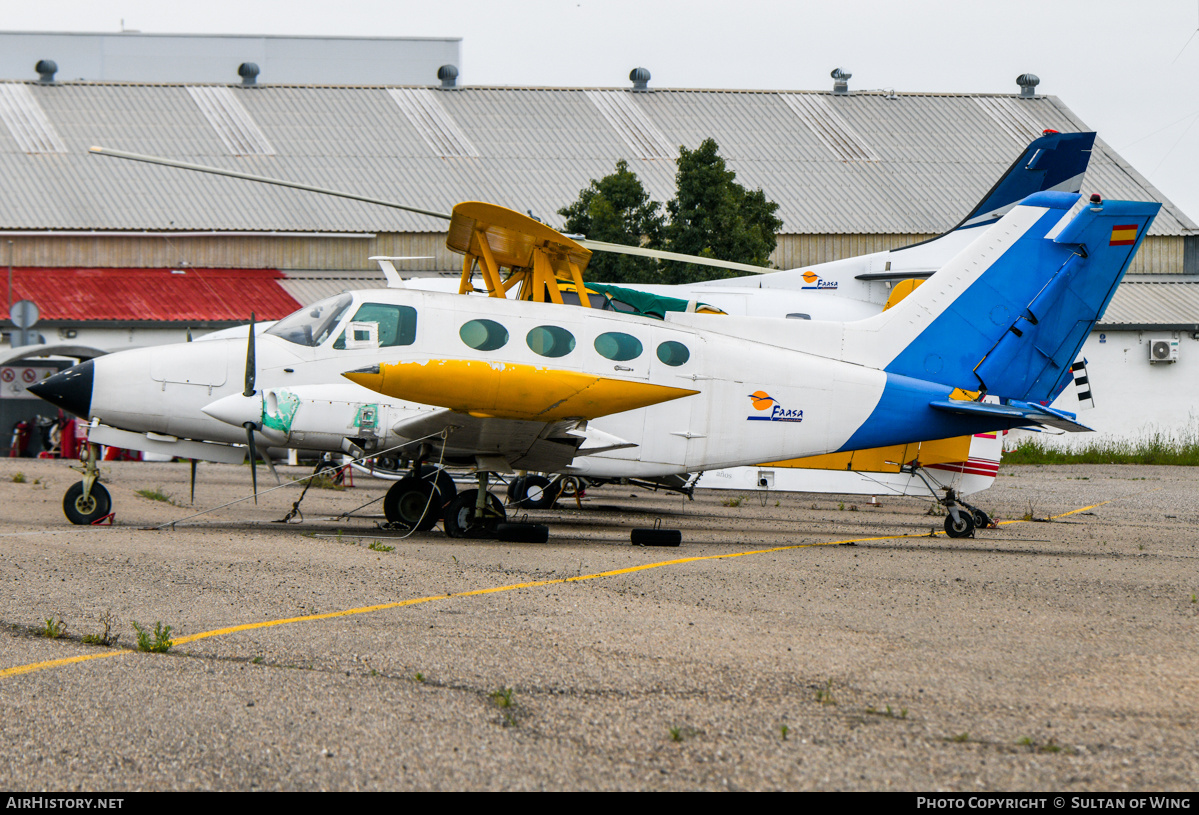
[594,332,643,362]
[460,319,509,351]
[526,325,576,358]
[333,303,417,349]
[559,288,615,310]
[656,340,690,367]
[267,293,353,347]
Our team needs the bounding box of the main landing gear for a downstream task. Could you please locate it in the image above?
[941,488,993,539]
[63,443,112,525]
[384,465,546,541]
[444,472,507,538]
[381,462,458,531]
[901,464,994,539]
[446,473,548,542]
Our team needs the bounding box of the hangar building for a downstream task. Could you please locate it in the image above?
[0,32,1195,448]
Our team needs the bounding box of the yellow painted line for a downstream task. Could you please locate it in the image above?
[0,648,133,679]
[1052,500,1112,519]
[0,499,1120,680]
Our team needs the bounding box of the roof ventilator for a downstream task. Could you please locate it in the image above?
[629,67,651,92]
[831,67,851,95]
[1017,73,1039,99]
[238,62,259,86]
[35,60,57,83]
[438,64,458,89]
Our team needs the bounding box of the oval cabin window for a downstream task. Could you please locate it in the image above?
[526,325,576,358]
[460,319,509,351]
[656,340,690,367]
[594,332,643,362]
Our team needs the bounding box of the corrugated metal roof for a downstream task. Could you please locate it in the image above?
[1098,280,1199,329]
[0,82,1194,238]
[584,90,674,160]
[187,87,275,156]
[0,268,300,322]
[277,270,389,304]
[387,88,478,158]
[0,83,67,153]
[779,94,877,162]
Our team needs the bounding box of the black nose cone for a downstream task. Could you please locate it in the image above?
[27,360,94,418]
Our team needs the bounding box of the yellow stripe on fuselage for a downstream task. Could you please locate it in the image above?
[762,435,974,473]
[344,359,699,422]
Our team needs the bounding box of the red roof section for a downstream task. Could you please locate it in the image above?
[1,268,302,322]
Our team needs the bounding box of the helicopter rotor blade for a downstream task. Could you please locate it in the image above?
[89,146,451,221]
[89,146,773,274]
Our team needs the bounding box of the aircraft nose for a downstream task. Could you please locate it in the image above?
[27,360,95,418]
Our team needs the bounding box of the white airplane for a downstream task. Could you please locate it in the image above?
[32,189,1157,541]
[200,130,1095,514]
[597,129,1097,317]
[496,129,1095,509]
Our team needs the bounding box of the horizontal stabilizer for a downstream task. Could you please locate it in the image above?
[929,399,1092,433]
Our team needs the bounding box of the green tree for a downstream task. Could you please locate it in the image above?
[558,159,665,284]
[662,138,783,284]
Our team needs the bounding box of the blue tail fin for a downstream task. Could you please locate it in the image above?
[875,191,1159,404]
[970,197,1158,404]
[828,192,1157,451]
[950,131,1095,232]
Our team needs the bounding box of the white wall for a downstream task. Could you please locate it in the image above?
[1013,328,1199,448]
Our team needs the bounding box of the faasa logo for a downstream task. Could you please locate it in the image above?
[747,390,804,422]
[801,271,838,290]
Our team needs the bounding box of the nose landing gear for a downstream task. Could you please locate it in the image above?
[62,443,112,525]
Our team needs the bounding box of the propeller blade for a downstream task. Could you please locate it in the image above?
[263,450,282,486]
[244,423,259,504]
[244,313,256,398]
[189,458,197,504]
[186,327,193,342]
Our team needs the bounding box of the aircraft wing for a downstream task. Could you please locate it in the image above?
[928,399,1092,433]
[390,409,634,473]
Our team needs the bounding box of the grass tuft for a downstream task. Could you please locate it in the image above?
[1005,429,1199,466]
[815,679,837,705]
[136,487,177,505]
[132,620,173,653]
[39,617,67,639]
[310,473,346,491]
[80,610,119,646]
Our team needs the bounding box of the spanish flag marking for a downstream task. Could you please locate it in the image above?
[1109,224,1138,246]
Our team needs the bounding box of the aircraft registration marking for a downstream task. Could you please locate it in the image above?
[0,498,1118,682]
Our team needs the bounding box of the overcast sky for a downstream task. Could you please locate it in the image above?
[10,0,1199,222]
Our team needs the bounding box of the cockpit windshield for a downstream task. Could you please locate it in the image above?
[266,294,354,347]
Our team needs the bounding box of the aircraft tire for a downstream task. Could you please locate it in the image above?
[63,482,111,525]
[631,527,682,547]
[444,489,506,539]
[417,465,457,506]
[506,476,526,503]
[971,509,992,530]
[496,522,549,543]
[944,512,975,539]
[383,477,440,531]
[510,475,556,509]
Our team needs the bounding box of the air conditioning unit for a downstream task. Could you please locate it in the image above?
[1149,338,1179,363]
